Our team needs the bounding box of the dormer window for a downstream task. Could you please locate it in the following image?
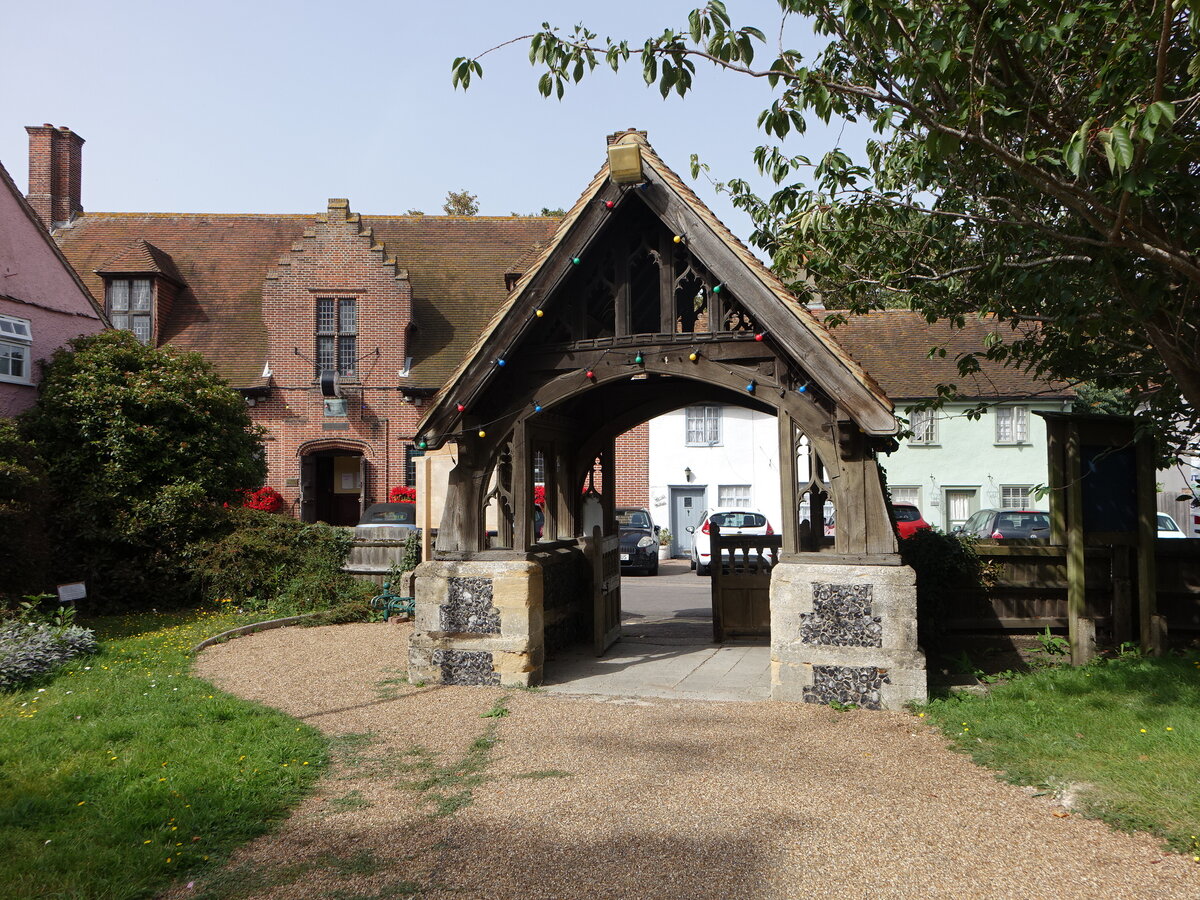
[107,277,153,344]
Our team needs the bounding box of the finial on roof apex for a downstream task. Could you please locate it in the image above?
[606,129,648,145]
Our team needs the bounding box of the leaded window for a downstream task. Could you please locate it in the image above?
[316,298,357,378]
[106,278,153,344]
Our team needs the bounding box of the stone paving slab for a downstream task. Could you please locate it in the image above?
[542,619,772,702]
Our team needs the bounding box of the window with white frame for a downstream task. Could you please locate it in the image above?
[908,409,938,445]
[995,406,1029,443]
[0,315,32,384]
[718,484,751,507]
[685,405,721,446]
[890,486,921,506]
[316,298,357,378]
[1001,485,1032,509]
[106,277,153,344]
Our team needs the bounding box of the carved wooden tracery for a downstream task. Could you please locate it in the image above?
[428,182,896,560]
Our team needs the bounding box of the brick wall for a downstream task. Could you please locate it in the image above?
[614,421,649,506]
[255,198,423,518]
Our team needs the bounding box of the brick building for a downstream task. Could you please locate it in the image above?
[37,125,559,524]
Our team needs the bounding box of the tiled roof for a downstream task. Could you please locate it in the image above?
[823,309,1073,402]
[54,213,557,388]
[97,238,185,285]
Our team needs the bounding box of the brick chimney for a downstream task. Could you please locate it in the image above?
[25,124,85,229]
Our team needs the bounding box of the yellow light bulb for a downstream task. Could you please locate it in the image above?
[477,429,487,438]
[535,309,544,317]
[689,352,698,362]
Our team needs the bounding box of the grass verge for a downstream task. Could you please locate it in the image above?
[923,650,1200,858]
[0,606,327,899]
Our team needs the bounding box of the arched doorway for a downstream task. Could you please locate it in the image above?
[406,131,926,709]
[297,440,369,526]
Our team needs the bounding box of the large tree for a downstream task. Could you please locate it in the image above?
[455,1,1200,457]
[20,331,266,607]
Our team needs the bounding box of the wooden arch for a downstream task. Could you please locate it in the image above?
[419,131,899,561]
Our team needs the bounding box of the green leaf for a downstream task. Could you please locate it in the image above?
[1063,118,1092,177]
[1110,124,1134,171]
[1149,100,1176,125]
[688,8,702,43]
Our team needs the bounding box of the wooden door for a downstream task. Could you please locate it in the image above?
[711,524,779,641]
[591,528,622,655]
[299,455,316,522]
[671,487,705,558]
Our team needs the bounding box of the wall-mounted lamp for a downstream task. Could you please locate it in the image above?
[684,467,694,483]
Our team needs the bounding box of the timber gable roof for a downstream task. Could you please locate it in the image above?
[419,130,898,441]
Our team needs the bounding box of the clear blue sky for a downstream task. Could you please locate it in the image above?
[2,1,857,246]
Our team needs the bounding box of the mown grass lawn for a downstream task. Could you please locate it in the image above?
[0,607,327,900]
[924,651,1200,860]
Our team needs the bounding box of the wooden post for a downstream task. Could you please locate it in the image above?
[659,232,675,334]
[1064,420,1091,664]
[1046,420,1067,545]
[513,423,532,550]
[711,522,724,642]
[778,412,800,555]
[1135,432,1160,654]
[1111,545,1133,646]
[600,439,617,537]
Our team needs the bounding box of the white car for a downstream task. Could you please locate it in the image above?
[1157,512,1188,538]
[687,507,774,576]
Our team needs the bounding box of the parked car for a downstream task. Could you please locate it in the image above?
[956,508,1051,540]
[358,502,416,528]
[687,508,774,576]
[356,503,421,549]
[616,507,660,576]
[1157,512,1188,538]
[892,502,932,539]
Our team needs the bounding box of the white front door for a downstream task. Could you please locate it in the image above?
[944,489,977,531]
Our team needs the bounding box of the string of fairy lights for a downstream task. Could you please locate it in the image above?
[414,197,811,451]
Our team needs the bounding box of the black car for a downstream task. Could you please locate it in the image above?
[956,508,1051,540]
[616,507,660,576]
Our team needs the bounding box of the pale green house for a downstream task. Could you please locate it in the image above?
[829,310,1074,532]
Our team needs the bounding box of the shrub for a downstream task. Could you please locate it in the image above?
[900,529,998,654]
[0,622,98,691]
[19,331,265,610]
[388,485,416,503]
[0,420,49,600]
[189,507,374,615]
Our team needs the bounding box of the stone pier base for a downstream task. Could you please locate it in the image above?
[408,557,544,688]
[770,560,927,710]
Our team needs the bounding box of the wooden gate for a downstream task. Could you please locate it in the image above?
[589,527,622,655]
[710,524,781,641]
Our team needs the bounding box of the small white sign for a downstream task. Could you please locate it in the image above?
[340,473,358,490]
[57,582,87,603]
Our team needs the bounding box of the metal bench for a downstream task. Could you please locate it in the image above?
[369,581,414,622]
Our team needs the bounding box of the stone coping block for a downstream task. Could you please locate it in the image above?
[769,560,926,709]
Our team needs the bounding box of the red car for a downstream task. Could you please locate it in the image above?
[893,502,932,538]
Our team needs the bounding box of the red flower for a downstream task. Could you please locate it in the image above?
[389,485,417,503]
[238,486,284,512]
[533,485,546,507]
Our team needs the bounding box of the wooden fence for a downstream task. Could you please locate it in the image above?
[947,539,1200,636]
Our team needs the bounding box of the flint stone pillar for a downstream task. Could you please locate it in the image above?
[408,558,544,688]
[770,560,926,710]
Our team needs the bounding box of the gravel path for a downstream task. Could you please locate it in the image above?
[171,622,1200,900]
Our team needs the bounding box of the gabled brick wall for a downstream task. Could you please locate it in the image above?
[255,198,422,516]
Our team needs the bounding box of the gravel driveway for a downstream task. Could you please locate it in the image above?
[171,622,1200,900]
